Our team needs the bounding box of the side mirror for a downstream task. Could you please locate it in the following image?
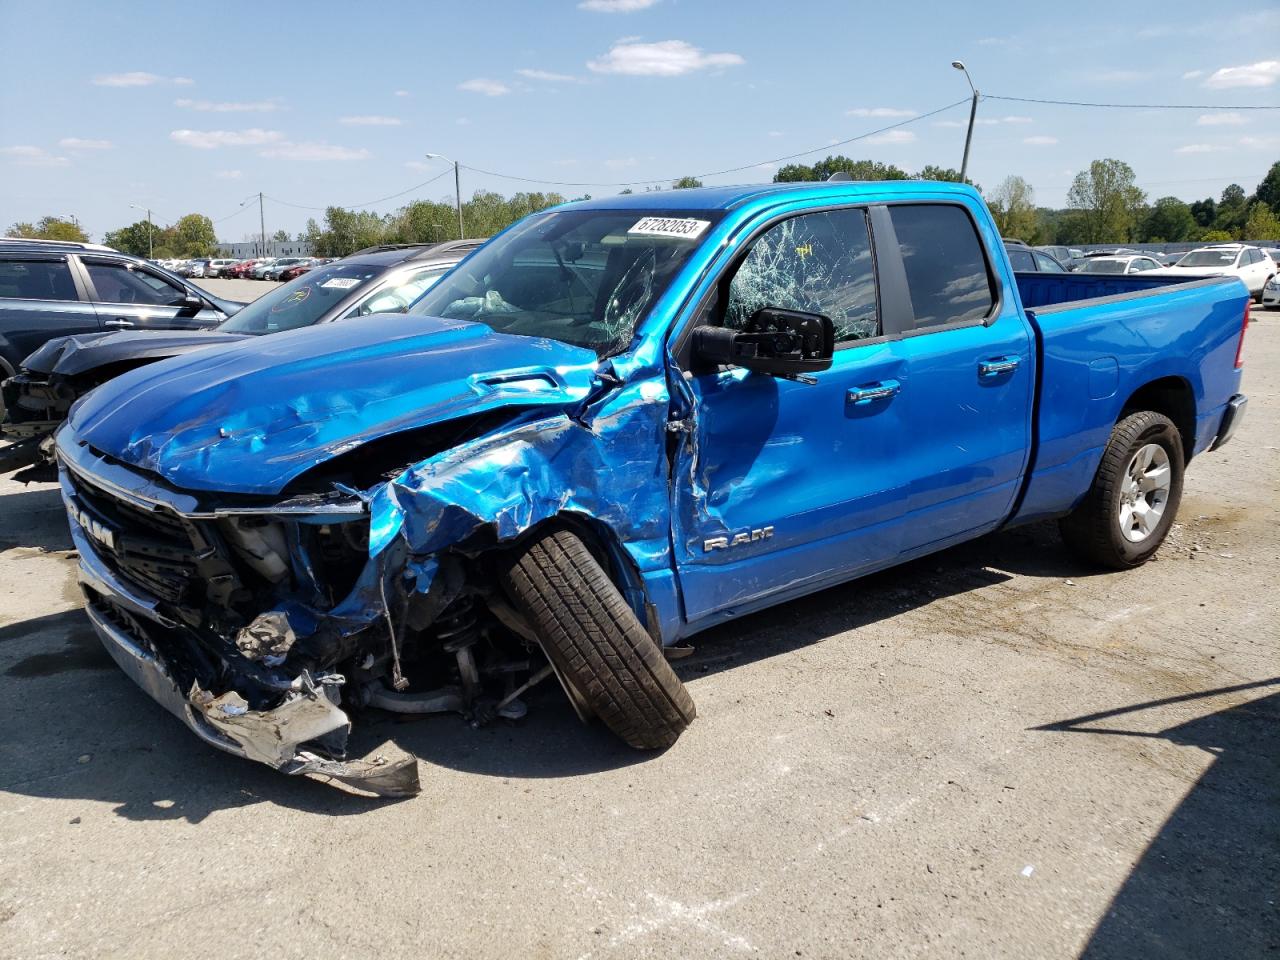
[172,293,205,315]
[694,307,834,380]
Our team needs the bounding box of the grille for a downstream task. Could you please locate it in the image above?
[66,470,201,605]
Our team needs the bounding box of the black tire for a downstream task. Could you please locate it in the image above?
[501,527,695,749]
[1059,411,1185,569]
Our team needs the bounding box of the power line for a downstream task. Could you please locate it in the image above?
[264,169,452,212]
[984,94,1280,110]
[463,99,972,188]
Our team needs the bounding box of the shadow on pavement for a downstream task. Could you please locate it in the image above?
[0,483,72,552]
[0,519,1118,818]
[1034,679,1280,959]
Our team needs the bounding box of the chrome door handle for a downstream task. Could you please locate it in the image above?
[104,319,134,328]
[847,379,902,404]
[979,356,1020,377]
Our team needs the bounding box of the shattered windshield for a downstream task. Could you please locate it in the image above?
[408,208,723,356]
[218,262,386,334]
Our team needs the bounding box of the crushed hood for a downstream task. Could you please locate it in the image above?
[23,329,249,377]
[65,313,601,495]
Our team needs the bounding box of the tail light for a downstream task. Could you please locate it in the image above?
[1234,299,1249,369]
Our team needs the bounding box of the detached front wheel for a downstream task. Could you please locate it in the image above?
[502,527,695,749]
[1060,411,1185,569]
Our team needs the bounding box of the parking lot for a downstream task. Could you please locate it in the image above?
[0,305,1275,959]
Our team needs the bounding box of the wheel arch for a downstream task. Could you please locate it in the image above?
[1118,375,1196,461]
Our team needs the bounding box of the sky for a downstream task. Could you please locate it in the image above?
[1,0,1277,242]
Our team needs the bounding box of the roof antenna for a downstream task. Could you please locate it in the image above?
[827,171,853,182]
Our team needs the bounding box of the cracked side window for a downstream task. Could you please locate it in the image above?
[725,208,879,344]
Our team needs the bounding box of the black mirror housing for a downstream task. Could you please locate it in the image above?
[694,307,835,378]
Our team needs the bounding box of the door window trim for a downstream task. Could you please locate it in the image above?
[78,256,186,306]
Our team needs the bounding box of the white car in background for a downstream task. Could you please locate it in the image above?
[204,258,240,278]
[1152,244,1276,300]
[1262,274,1279,310]
[1076,254,1165,275]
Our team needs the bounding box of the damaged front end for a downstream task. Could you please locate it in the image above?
[58,424,572,798]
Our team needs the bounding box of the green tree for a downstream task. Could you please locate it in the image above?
[1244,202,1280,242]
[1253,161,1280,215]
[1200,229,1233,242]
[987,176,1039,241]
[1213,184,1249,238]
[103,220,154,257]
[271,229,290,242]
[1141,197,1197,243]
[1066,159,1146,243]
[671,176,703,189]
[171,214,218,257]
[1189,197,1216,229]
[6,215,89,242]
[774,155,910,183]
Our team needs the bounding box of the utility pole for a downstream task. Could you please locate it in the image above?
[129,203,153,258]
[952,61,980,183]
[426,153,465,239]
[240,193,268,256]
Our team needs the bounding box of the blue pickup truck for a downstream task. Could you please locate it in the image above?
[54,181,1249,795]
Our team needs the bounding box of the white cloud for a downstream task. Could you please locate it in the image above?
[579,0,660,11]
[1240,135,1280,148]
[0,145,70,167]
[458,78,511,96]
[339,115,402,126]
[1197,112,1248,126]
[58,137,112,150]
[767,130,784,137]
[169,128,284,149]
[92,71,163,87]
[259,141,371,161]
[404,160,431,171]
[866,130,916,145]
[92,72,192,87]
[215,169,243,179]
[516,68,580,83]
[1182,69,1205,80]
[605,156,639,169]
[1205,60,1280,89]
[1174,143,1227,154]
[1023,135,1058,146]
[175,98,279,112]
[587,40,744,76]
[846,107,915,118]
[394,89,410,97]
[1000,115,1033,124]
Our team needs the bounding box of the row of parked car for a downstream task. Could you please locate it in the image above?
[1008,240,1279,301]
[157,256,336,281]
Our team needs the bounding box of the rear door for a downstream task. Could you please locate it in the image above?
[882,202,1034,554]
[672,205,911,621]
[0,254,99,370]
[78,257,221,331]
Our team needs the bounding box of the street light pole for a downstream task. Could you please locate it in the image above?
[240,193,268,256]
[129,204,152,258]
[426,153,465,240]
[951,60,979,183]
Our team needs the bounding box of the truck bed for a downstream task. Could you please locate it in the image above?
[1010,274,1248,524]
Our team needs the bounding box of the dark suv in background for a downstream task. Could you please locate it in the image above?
[0,239,243,393]
[1,239,483,476]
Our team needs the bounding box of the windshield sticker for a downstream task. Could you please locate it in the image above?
[321,277,361,290]
[627,217,711,240]
[271,285,312,312]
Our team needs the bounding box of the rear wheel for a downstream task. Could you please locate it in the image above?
[1060,411,1184,569]
[501,527,695,749]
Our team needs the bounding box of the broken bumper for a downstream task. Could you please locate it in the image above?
[67,483,420,798]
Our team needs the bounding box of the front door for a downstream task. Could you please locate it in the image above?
[79,258,219,332]
[672,206,910,623]
[0,255,99,369]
